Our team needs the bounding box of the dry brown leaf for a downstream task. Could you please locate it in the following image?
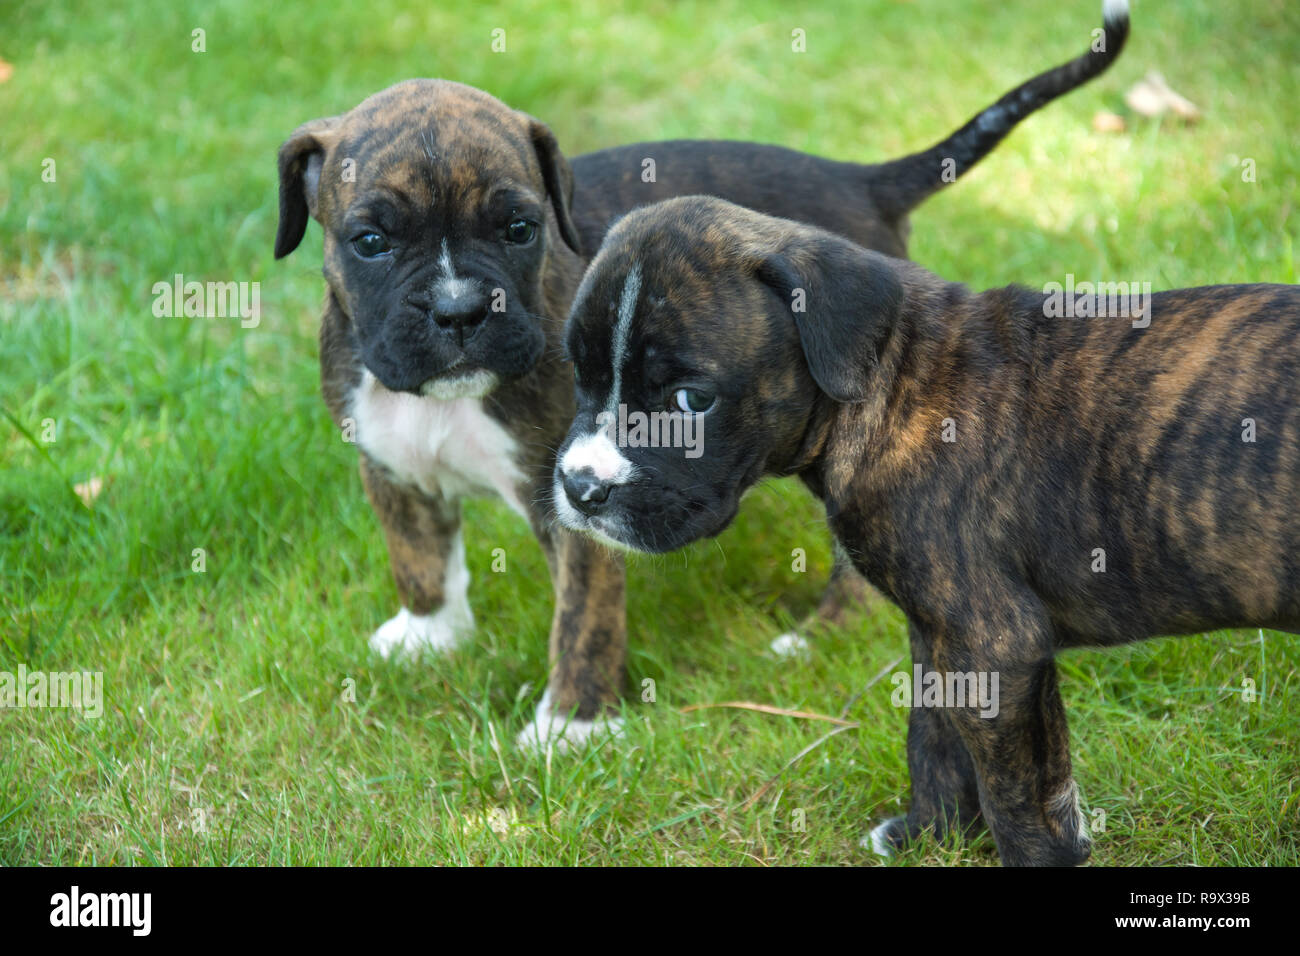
[0,59,12,84]
[679,700,856,726]
[1092,110,1127,133]
[74,476,104,506]
[1125,70,1201,121]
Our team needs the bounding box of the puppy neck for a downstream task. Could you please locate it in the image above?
[817,272,1008,502]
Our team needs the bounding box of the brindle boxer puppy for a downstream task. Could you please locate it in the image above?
[274,3,1129,750]
[554,195,1298,865]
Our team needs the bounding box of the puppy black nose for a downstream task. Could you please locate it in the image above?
[432,291,489,344]
[563,469,612,516]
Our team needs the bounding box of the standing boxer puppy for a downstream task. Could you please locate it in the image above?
[274,2,1130,750]
[554,195,1298,865]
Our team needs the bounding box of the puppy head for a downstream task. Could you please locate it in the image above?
[553,196,904,553]
[274,79,581,398]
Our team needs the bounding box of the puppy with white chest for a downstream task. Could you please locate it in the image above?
[274,2,1130,750]
[554,195,1299,865]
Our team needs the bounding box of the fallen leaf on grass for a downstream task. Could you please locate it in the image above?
[74,476,104,506]
[679,700,856,726]
[1092,110,1126,133]
[1125,70,1201,121]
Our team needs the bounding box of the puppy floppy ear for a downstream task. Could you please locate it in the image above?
[755,235,905,403]
[526,117,582,256]
[275,117,340,259]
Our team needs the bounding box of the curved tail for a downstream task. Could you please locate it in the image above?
[871,0,1130,221]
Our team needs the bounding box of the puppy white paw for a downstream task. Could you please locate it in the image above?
[369,605,473,658]
[515,690,625,753]
[861,817,905,857]
[769,632,811,659]
[368,531,475,659]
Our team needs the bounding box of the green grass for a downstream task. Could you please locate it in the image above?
[2,0,1298,865]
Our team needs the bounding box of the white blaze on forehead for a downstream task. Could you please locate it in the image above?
[557,262,641,489]
[435,238,477,301]
[560,429,635,484]
[606,263,641,414]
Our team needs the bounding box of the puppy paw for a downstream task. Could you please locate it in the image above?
[515,690,625,753]
[369,606,473,659]
[861,816,907,858]
[768,632,811,660]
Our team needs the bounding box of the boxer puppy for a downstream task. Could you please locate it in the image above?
[554,195,1298,865]
[273,2,1130,750]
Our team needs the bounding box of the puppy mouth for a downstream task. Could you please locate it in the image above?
[417,367,499,400]
[574,520,641,554]
[551,478,642,552]
[551,475,736,554]
[363,355,509,400]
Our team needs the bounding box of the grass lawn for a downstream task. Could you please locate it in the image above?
[1,0,1297,865]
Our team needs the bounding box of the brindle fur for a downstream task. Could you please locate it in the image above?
[276,5,1128,724]
[557,196,1298,864]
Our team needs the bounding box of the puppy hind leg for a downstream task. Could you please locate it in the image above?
[946,653,1091,867]
[1035,665,1092,855]
[361,457,473,658]
[771,541,885,659]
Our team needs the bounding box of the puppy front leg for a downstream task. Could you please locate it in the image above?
[517,528,627,751]
[360,456,473,657]
[867,624,984,857]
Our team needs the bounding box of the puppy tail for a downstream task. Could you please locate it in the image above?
[870,0,1129,222]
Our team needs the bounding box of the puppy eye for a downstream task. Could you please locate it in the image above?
[672,387,714,415]
[505,219,538,244]
[351,232,391,258]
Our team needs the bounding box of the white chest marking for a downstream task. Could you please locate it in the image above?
[350,369,527,515]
